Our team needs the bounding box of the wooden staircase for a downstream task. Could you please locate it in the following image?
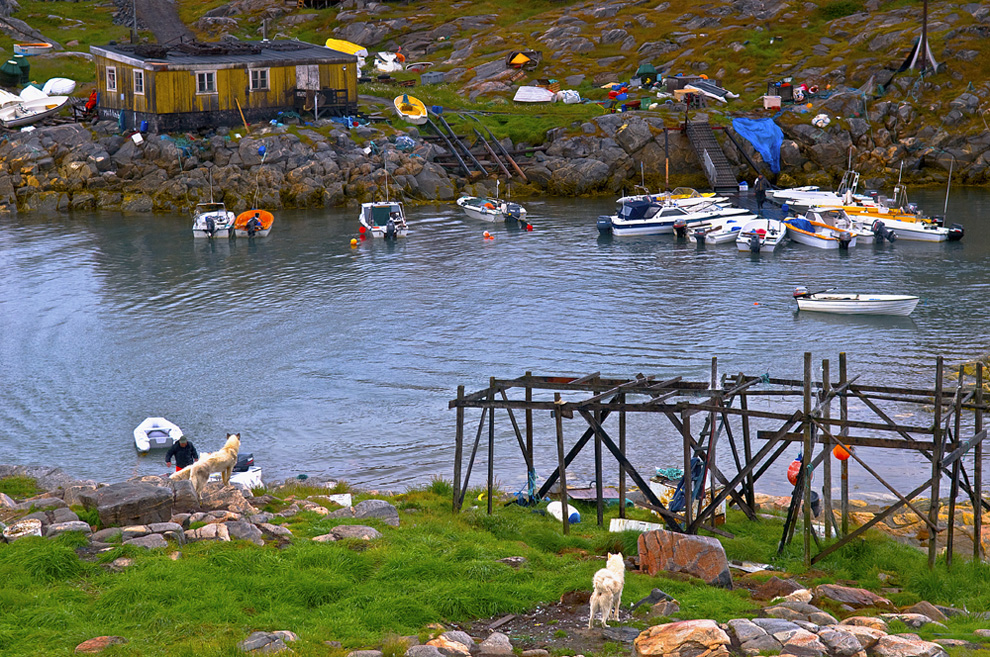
[685,121,738,193]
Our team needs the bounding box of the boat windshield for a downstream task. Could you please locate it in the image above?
[195,203,226,214]
[370,203,404,226]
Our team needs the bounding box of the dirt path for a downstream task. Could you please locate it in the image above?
[135,0,195,45]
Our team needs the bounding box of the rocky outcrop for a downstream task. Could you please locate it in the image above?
[77,481,173,527]
[637,529,733,588]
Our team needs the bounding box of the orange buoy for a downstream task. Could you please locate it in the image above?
[786,458,801,486]
[359,225,367,235]
[833,444,851,461]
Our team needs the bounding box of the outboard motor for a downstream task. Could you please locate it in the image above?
[597,215,614,234]
[871,219,896,243]
[838,231,853,250]
[233,453,254,473]
[792,286,809,298]
[205,215,216,238]
[948,223,964,241]
[693,227,708,245]
[673,219,688,239]
[505,204,521,221]
[749,233,762,253]
[385,218,397,239]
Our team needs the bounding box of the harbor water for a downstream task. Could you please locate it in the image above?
[1,187,988,498]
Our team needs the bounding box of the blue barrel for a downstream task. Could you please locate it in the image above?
[140,120,148,132]
[431,105,443,115]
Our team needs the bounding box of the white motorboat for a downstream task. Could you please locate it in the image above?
[792,288,919,316]
[598,198,754,237]
[735,218,788,253]
[700,215,754,245]
[208,453,263,489]
[134,417,183,453]
[0,94,69,128]
[615,186,727,207]
[192,201,236,238]
[784,212,857,249]
[358,200,408,238]
[456,195,529,224]
[768,170,871,213]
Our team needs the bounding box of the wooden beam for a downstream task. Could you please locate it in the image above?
[757,432,936,451]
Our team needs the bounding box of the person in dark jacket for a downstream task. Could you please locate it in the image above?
[165,436,199,472]
[754,174,769,210]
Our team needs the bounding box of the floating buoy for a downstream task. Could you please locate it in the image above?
[350,238,358,247]
[833,444,851,461]
[359,225,366,235]
[483,231,492,240]
[787,456,802,486]
[526,224,533,232]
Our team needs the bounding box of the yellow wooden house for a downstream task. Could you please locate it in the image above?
[90,40,358,133]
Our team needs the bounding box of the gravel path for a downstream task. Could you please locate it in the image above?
[136,0,195,45]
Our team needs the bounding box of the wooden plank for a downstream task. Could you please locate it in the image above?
[942,429,987,468]
[554,393,569,535]
[757,432,936,451]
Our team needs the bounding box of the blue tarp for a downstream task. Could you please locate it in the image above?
[732,117,784,173]
[785,217,814,232]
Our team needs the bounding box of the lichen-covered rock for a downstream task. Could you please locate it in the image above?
[79,481,173,527]
[637,529,732,588]
[635,619,732,657]
[871,634,947,657]
[813,584,894,610]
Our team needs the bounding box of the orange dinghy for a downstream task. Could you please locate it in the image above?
[234,209,274,237]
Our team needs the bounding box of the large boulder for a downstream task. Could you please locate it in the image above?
[78,482,173,527]
[353,499,400,527]
[635,619,731,657]
[813,584,894,610]
[872,635,946,657]
[637,529,732,588]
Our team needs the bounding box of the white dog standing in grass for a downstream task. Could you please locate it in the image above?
[588,552,625,628]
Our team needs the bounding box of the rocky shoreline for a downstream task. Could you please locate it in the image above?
[1,85,985,217]
[2,463,989,656]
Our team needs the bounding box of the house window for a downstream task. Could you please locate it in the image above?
[196,71,217,94]
[249,68,269,91]
[133,69,144,95]
[106,66,117,91]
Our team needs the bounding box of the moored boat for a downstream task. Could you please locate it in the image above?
[792,288,919,316]
[13,43,52,56]
[358,200,408,238]
[192,201,236,238]
[784,213,856,249]
[456,195,529,225]
[134,417,183,453]
[234,209,274,237]
[735,218,788,253]
[393,93,428,125]
[598,197,753,237]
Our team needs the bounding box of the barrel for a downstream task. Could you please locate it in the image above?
[0,59,21,87]
[13,55,29,83]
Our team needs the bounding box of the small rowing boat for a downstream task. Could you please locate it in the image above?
[393,93,427,125]
[792,288,919,316]
[13,43,52,56]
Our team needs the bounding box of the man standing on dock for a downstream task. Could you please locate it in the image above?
[754,174,768,211]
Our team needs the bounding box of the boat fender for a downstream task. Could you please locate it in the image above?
[749,233,761,253]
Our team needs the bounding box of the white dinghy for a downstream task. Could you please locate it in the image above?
[792,288,919,316]
[134,417,183,453]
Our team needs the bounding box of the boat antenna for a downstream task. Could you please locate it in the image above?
[943,155,953,216]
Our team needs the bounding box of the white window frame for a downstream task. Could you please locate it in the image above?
[133,69,145,95]
[196,71,217,95]
[249,68,269,91]
[106,66,117,92]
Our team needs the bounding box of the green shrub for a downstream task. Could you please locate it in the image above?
[0,476,39,499]
[817,0,864,20]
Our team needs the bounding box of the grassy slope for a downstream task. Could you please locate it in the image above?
[1,479,989,657]
[3,0,986,145]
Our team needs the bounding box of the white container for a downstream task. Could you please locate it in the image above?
[546,501,580,523]
[609,518,664,533]
[738,181,749,192]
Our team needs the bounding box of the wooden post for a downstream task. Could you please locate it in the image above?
[682,410,693,529]
[840,352,849,536]
[594,406,605,526]
[803,351,813,566]
[947,365,963,568]
[454,385,464,512]
[619,392,627,519]
[929,357,944,568]
[976,362,984,561]
[702,357,717,518]
[487,378,495,515]
[525,371,534,480]
[740,372,755,511]
[554,393,569,535]
[822,359,832,540]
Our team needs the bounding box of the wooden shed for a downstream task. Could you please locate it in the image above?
[90,39,358,133]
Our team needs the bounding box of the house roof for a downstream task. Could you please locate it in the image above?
[90,39,358,71]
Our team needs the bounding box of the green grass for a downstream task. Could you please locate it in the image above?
[0,476,39,499]
[2,484,988,657]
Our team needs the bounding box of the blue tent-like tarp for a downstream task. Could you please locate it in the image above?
[732,117,784,173]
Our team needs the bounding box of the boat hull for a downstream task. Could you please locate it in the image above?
[735,219,788,253]
[796,294,919,316]
[0,95,69,128]
[457,196,527,223]
[393,94,428,125]
[193,204,236,238]
[359,200,408,238]
[133,417,183,452]
[234,209,274,237]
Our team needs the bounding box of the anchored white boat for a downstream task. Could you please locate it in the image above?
[456,195,528,224]
[735,218,788,253]
[134,417,183,453]
[192,201,236,238]
[768,170,871,213]
[358,200,408,238]
[699,215,752,245]
[784,212,857,249]
[793,288,919,316]
[598,198,753,237]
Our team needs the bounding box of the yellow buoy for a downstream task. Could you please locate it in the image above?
[350,238,358,247]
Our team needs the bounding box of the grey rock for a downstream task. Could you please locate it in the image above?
[818,627,866,657]
[353,499,400,527]
[728,618,767,643]
[741,634,783,654]
[91,527,123,543]
[442,631,475,649]
[45,520,93,537]
[51,507,79,524]
[225,520,265,546]
[239,631,289,653]
[478,632,511,655]
[751,618,802,635]
[124,533,168,549]
[408,646,444,657]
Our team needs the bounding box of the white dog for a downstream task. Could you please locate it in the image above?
[170,433,240,494]
[588,552,625,628]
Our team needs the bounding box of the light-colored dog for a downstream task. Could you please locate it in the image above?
[588,552,625,628]
[170,433,240,494]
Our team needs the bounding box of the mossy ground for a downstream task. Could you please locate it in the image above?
[1,475,989,657]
